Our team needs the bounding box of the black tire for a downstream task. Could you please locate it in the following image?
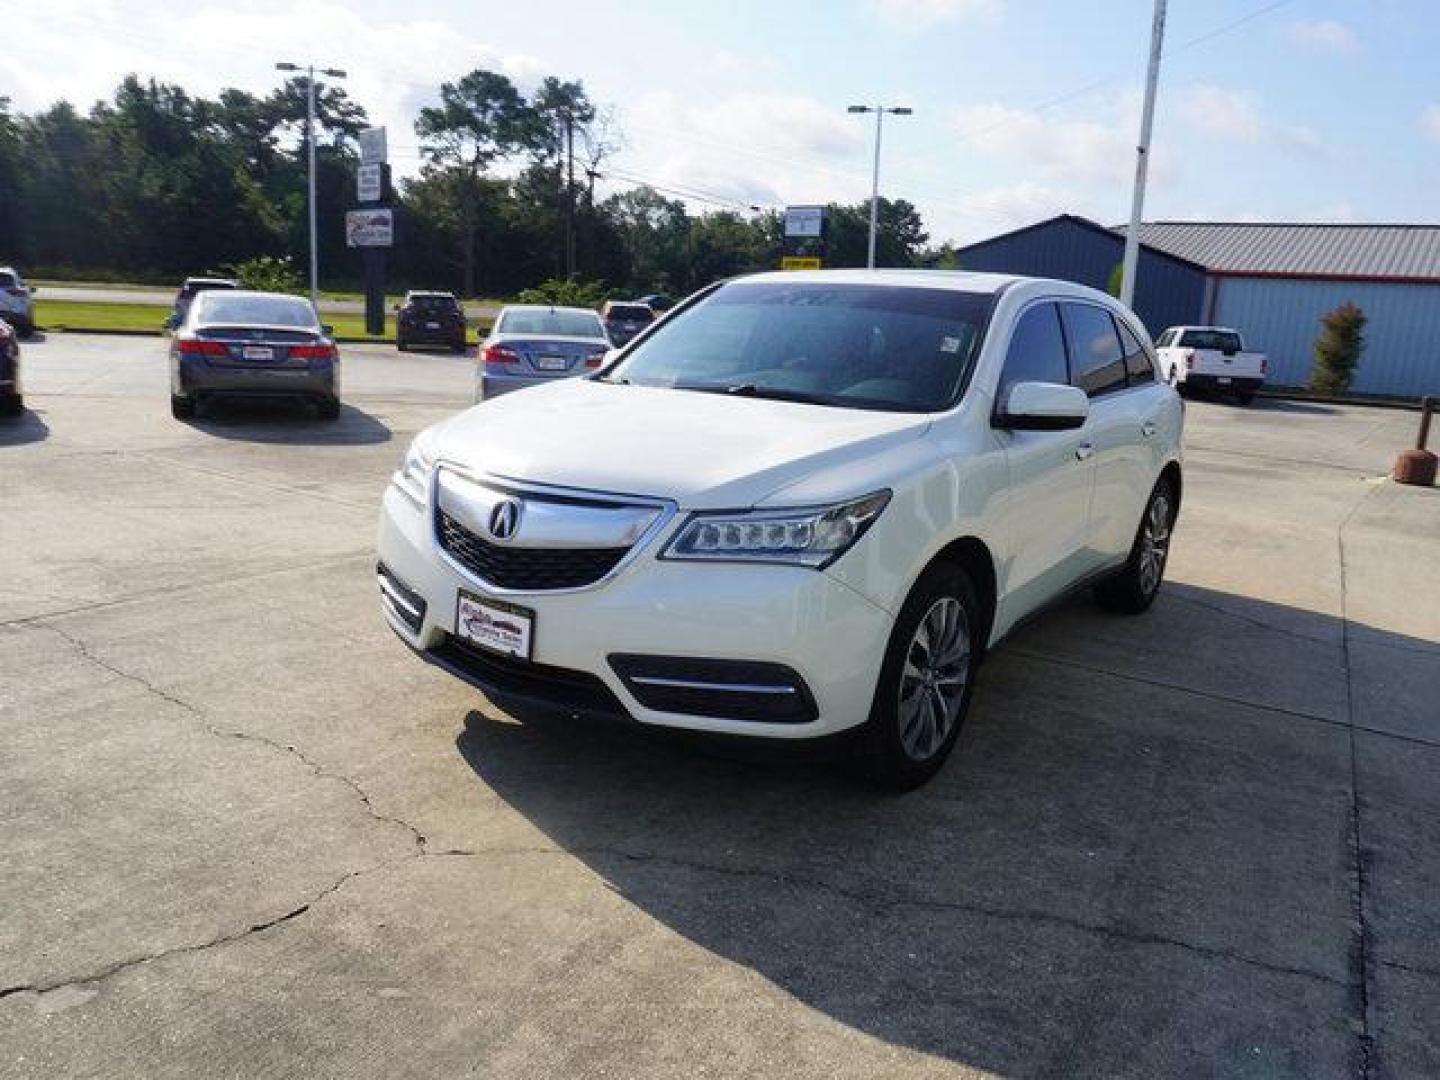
[317,396,341,421]
[396,337,408,353]
[451,339,466,354]
[0,391,22,417]
[858,562,982,791]
[170,393,195,420]
[1234,390,1255,406]
[1095,477,1177,614]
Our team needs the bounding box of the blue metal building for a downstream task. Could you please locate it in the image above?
[955,214,1208,338]
[958,215,1440,399]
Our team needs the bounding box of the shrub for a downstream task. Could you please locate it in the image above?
[225,255,304,296]
[1309,301,1366,395]
[515,277,608,309]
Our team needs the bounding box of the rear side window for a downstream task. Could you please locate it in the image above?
[997,303,1069,401]
[1061,303,1127,396]
[1117,319,1156,383]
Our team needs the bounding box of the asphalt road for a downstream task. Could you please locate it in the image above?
[3,334,1439,1078]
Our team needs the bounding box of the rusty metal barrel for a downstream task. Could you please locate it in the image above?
[1393,395,1438,486]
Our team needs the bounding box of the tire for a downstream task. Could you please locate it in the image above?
[1094,477,1177,614]
[451,339,466,354]
[396,337,408,353]
[0,391,22,417]
[858,562,982,791]
[1234,390,1255,406]
[317,396,341,421]
[170,393,195,420]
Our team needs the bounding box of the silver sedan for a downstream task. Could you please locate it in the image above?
[477,305,611,402]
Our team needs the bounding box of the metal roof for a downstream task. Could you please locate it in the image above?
[1124,222,1440,281]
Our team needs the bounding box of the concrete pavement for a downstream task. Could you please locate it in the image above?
[2,334,1437,1078]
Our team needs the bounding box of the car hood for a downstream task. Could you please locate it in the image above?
[431,377,932,508]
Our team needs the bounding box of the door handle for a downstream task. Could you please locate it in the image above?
[1074,443,1095,462]
[1140,421,1158,438]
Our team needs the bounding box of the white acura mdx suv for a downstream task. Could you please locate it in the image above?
[377,270,1182,788]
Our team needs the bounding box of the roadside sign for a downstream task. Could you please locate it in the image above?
[358,127,387,165]
[783,206,825,238]
[346,209,394,248]
[781,256,822,271]
[357,164,383,203]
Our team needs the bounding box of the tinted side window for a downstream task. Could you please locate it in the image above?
[997,303,1068,402]
[1118,319,1155,383]
[1061,303,1127,396]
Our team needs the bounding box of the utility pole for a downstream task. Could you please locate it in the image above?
[1119,0,1166,309]
[847,104,913,269]
[275,61,347,306]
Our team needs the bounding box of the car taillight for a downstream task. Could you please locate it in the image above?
[177,338,228,356]
[1184,349,1195,370]
[584,351,606,368]
[6,287,25,297]
[1260,357,1267,375]
[289,343,338,360]
[484,343,521,366]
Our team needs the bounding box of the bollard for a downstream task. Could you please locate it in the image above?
[1392,395,1438,487]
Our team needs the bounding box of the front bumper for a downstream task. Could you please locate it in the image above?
[400,322,466,345]
[376,481,894,739]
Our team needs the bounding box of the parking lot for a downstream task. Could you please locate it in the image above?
[2,332,1438,1078]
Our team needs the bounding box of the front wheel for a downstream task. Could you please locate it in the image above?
[1095,478,1176,614]
[858,562,981,791]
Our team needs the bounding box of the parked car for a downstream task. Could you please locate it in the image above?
[0,267,35,337]
[601,300,657,346]
[0,317,21,415]
[475,304,610,401]
[636,293,674,312]
[170,290,340,420]
[378,270,1183,789]
[396,291,467,353]
[165,277,238,330]
[1155,325,1267,404]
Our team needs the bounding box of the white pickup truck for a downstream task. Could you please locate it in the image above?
[1154,326,1267,404]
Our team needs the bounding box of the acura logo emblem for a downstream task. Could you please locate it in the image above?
[488,499,520,540]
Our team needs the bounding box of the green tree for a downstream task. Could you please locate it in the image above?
[1309,301,1366,395]
[516,277,608,308]
[602,186,688,293]
[415,70,539,295]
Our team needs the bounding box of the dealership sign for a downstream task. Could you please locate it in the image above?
[358,127,387,165]
[346,209,393,248]
[783,205,825,238]
[357,164,383,203]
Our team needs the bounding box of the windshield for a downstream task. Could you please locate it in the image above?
[606,304,653,322]
[604,281,992,412]
[1179,329,1242,352]
[498,308,605,337]
[195,294,318,328]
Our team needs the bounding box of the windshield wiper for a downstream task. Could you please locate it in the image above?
[675,382,835,405]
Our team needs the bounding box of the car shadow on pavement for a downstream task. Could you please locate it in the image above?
[452,582,1439,1076]
[187,400,392,445]
[1251,397,1339,415]
[0,408,50,446]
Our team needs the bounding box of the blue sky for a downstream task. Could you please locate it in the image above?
[9,0,1440,244]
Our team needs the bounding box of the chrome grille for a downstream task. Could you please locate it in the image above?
[437,511,628,590]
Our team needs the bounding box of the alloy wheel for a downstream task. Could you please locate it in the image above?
[1138,493,1172,596]
[898,597,971,761]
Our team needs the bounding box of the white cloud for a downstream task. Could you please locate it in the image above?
[863,0,1003,30]
[1178,84,1326,158]
[1422,105,1440,143]
[951,102,1137,186]
[1290,19,1358,51]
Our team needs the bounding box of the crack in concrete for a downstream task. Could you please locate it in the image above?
[1166,591,1338,646]
[31,620,428,855]
[1339,484,1379,1080]
[1377,958,1440,983]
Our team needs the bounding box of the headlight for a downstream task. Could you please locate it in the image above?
[394,431,438,504]
[662,491,891,568]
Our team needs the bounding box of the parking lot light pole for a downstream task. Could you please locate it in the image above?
[848,104,913,269]
[276,62,347,306]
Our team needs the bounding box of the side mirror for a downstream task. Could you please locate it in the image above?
[994,381,1089,431]
[163,313,179,331]
[321,324,335,336]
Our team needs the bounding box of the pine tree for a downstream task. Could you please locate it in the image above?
[1309,301,1366,395]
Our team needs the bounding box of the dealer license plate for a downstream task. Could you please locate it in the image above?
[242,345,274,361]
[456,590,534,659]
[1217,376,1232,386]
[425,321,440,329]
[535,354,568,371]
